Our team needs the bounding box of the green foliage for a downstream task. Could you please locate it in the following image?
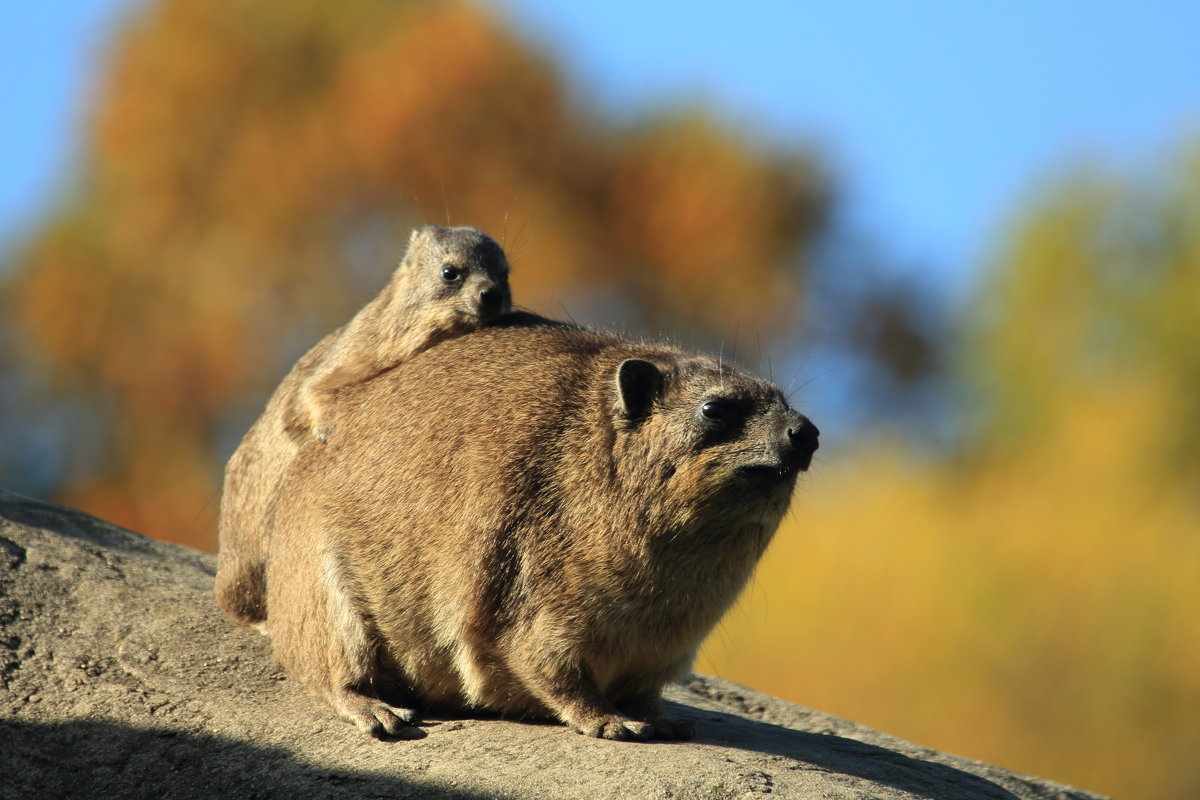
[969,147,1200,479]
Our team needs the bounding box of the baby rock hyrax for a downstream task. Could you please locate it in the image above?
[262,314,819,741]
[289,225,511,442]
[215,226,511,626]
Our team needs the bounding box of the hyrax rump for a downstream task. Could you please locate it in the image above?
[265,315,819,741]
[215,226,510,626]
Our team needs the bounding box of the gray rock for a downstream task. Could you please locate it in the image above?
[0,489,1106,800]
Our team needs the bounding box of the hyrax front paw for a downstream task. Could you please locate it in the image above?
[573,715,655,741]
[334,691,423,740]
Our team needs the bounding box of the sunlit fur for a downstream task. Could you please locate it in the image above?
[261,314,817,740]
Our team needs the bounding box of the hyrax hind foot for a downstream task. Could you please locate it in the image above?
[573,715,654,741]
[333,689,424,739]
[571,714,692,742]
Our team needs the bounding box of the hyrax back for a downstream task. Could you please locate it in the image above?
[266,315,819,740]
[215,226,510,626]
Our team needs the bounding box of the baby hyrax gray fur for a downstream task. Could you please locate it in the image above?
[290,225,511,442]
[214,226,511,627]
[263,315,819,741]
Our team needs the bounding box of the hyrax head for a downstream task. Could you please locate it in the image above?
[401,225,512,325]
[610,354,819,530]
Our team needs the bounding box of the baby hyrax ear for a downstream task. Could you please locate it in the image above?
[615,359,663,420]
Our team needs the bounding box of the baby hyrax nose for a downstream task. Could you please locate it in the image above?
[478,286,505,316]
[785,415,820,471]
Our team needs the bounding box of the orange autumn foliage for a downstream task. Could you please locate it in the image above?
[3,0,826,545]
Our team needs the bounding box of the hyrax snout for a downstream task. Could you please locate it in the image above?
[740,405,819,477]
[402,225,512,330]
[262,314,818,742]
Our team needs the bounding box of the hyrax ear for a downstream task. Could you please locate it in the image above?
[401,226,435,265]
[615,359,663,420]
[406,226,428,253]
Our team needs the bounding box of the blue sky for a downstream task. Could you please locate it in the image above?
[0,1,130,245]
[3,1,1199,297]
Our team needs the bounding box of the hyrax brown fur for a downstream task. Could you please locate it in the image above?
[262,314,819,740]
[215,226,511,626]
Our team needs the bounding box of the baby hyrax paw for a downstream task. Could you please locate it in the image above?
[313,421,334,443]
[309,407,334,442]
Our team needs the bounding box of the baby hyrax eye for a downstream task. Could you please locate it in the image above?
[440,264,462,283]
[699,400,731,423]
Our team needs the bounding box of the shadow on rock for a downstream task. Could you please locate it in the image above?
[0,719,491,800]
[670,701,1023,800]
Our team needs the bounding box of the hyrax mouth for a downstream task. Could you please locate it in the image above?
[734,459,809,489]
[738,463,798,481]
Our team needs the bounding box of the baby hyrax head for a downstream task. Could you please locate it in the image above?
[400,225,511,328]
[612,355,819,527]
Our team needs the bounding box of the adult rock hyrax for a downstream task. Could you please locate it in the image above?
[215,226,511,626]
[262,313,819,741]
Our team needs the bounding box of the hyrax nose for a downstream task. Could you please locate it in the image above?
[784,415,819,471]
[478,286,504,315]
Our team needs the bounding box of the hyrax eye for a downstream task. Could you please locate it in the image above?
[700,400,729,423]
[440,265,462,283]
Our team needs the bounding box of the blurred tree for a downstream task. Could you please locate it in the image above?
[803,227,952,441]
[701,144,1200,800]
[0,0,833,546]
[968,146,1200,480]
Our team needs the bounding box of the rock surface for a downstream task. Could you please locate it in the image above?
[0,489,1105,800]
